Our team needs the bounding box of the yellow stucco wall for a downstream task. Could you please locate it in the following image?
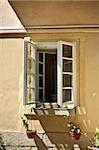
[28,32,99,133]
[0,38,24,130]
[0,32,99,133]
[77,33,99,132]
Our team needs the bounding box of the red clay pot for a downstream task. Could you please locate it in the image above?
[26,130,36,138]
[69,132,81,140]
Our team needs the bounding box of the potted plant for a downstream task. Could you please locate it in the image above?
[94,128,99,148]
[85,128,99,150]
[67,122,81,140]
[21,117,36,138]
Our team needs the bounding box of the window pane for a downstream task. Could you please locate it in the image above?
[27,74,35,88]
[63,45,72,58]
[25,41,36,105]
[39,89,43,100]
[63,60,72,72]
[39,76,43,87]
[31,60,35,74]
[31,46,36,60]
[39,64,43,75]
[27,43,35,60]
[63,89,72,102]
[27,43,31,57]
[39,53,43,62]
[27,88,35,103]
[63,74,72,87]
[27,59,35,74]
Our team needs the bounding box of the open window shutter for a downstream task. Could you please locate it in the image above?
[57,41,76,106]
[24,38,36,104]
[57,41,63,105]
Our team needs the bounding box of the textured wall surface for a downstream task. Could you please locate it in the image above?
[0,38,24,130]
[0,32,99,133]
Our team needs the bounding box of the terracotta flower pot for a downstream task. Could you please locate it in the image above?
[69,132,81,140]
[26,130,36,138]
[75,132,81,140]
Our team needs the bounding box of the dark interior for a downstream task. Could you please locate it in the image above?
[45,53,57,102]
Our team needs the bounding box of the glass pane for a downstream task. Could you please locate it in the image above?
[27,59,35,74]
[63,74,72,87]
[27,43,31,57]
[39,64,43,75]
[27,88,35,102]
[31,45,36,60]
[39,76,43,87]
[63,60,72,72]
[27,74,35,88]
[27,59,31,71]
[39,89,43,100]
[39,53,43,62]
[63,45,72,58]
[63,89,72,102]
[27,43,36,60]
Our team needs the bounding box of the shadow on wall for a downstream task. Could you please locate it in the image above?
[31,105,97,132]
[33,131,92,149]
[24,106,95,149]
[34,134,72,150]
[34,134,48,150]
[29,105,76,133]
[76,106,95,132]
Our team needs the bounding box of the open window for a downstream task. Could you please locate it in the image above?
[24,38,36,105]
[37,51,57,103]
[24,38,77,107]
[57,41,77,106]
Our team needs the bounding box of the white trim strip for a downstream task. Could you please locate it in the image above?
[63,72,73,75]
[62,57,73,61]
[24,24,99,29]
[62,87,73,90]
[1,24,99,30]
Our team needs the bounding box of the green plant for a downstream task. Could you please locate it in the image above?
[21,117,37,138]
[21,117,29,130]
[67,122,81,134]
[84,128,99,149]
[94,128,99,148]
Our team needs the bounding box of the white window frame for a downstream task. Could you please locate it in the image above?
[24,39,77,107]
[37,51,56,102]
[57,41,77,106]
[24,38,37,106]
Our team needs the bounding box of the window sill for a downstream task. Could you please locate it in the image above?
[30,103,75,116]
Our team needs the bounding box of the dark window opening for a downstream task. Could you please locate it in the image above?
[45,53,57,102]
